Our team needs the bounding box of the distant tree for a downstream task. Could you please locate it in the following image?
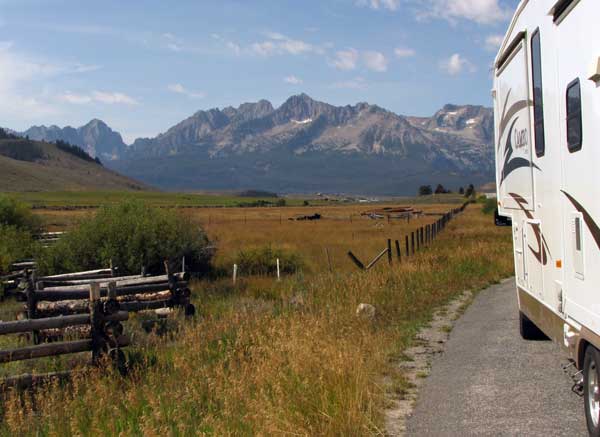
[418,185,433,196]
[276,199,287,207]
[435,184,447,194]
[465,184,476,198]
[459,186,465,195]
[303,200,309,206]
[54,140,99,165]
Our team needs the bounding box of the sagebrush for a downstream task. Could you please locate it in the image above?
[37,200,212,275]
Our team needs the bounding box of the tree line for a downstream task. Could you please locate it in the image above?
[418,183,476,198]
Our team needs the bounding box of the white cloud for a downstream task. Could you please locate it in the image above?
[59,92,92,104]
[92,91,138,105]
[226,41,241,55]
[485,34,504,51]
[251,32,319,56]
[0,43,65,119]
[59,91,139,105]
[440,53,476,75]
[417,0,510,24]
[284,75,303,85]
[394,47,416,58]
[167,83,205,99]
[356,0,400,11]
[363,51,388,72]
[162,32,185,52]
[332,77,367,89]
[331,49,359,70]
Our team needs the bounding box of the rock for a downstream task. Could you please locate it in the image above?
[356,303,376,319]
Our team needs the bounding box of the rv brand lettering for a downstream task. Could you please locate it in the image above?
[514,128,528,149]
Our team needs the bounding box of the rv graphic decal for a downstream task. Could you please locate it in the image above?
[562,191,600,250]
[497,90,537,186]
[509,192,552,265]
[497,89,530,151]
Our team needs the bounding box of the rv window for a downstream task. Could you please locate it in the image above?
[531,30,545,157]
[566,79,582,152]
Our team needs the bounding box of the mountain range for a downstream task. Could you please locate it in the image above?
[16,94,494,195]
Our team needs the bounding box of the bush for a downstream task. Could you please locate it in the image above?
[37,201,213,275]
[0,225,35,273]
[235,245,305,276]
[482,197,497,215]
[0,195,41,232]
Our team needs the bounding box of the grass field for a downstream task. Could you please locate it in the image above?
[0,194,513,435]
[8,191,320,209]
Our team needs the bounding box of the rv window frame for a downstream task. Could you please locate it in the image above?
[566,78,583,153]
[530,29,545,158]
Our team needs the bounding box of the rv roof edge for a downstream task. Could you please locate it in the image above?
[495,31,526,71]
[494,0,529,66]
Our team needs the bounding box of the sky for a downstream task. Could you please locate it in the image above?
[0,0,519,144]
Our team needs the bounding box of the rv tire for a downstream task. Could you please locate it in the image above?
[518,311,547,340]
[584,346,600,436]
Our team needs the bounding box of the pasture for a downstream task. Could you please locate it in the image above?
[0,192,513,435]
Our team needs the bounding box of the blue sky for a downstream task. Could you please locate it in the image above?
[0,0,518,143]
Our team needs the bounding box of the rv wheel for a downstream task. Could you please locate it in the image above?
[584,346,600,436]
[518,311,548,340]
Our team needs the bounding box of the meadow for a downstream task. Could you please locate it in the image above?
[0,193,513,435]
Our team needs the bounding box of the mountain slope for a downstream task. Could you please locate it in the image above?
[0,137,146,192]
[23,120,127,162]
[19,94,494,195]
[113,94,494,195]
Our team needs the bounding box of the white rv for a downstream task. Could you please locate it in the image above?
[494,0,600,433]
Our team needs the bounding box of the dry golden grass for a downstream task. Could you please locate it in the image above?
[0,203,513,436]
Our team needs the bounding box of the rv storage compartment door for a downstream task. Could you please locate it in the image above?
[514,222,526,289]
[524,220,544,298]
[495,38,535,211]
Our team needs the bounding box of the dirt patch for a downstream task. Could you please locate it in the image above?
[384,290,474,436]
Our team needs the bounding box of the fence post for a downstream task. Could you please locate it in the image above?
[233,264,238,284]
[88,283,103,364]
[395,240,401,262]
[405,235,409,257]
[325,247,333,272]
[276,259,281,281]
[411,232,415,255]
[416,231,420,251]
[387,239,392,265]
[347,251,365,270]
[27,271,39,344]
[421,227,424,246]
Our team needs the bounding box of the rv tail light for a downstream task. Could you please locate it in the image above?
[556,260,563,269]
[589,57,600,82]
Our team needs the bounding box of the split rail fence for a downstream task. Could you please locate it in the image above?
[0,260,194,390]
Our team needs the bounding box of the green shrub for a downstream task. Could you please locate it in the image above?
[0,225,35,273]
[37,201,212,275]
[0,195,41,232]
[235,245,305,276]
[482,197,497,215]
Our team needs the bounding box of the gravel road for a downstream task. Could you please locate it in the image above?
[406,279,587,436]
